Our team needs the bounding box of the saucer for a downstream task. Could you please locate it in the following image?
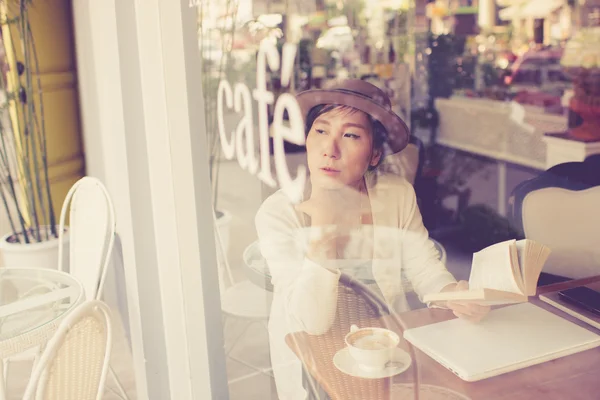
[333,347,411,379]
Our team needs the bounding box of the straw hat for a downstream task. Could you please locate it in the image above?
[296,79,410,154]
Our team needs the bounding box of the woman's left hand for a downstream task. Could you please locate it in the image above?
[445,281,491,323]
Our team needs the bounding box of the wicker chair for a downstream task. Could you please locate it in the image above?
[2,177,127,400]
[58,177,129,399]
[288,272,421,400]
[22,300,112,400]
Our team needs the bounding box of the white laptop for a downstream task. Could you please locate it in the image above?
[403,302,600,382]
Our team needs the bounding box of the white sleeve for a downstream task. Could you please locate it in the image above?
[400,185,456,301]
[255,195,341,335]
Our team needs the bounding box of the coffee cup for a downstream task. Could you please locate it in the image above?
[344,324,400,371]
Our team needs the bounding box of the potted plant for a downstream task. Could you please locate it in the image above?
[0,1,68,268]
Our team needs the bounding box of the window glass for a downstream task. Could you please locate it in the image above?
[192,1,600,399]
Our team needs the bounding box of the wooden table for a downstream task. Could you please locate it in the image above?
[286,278,600,400]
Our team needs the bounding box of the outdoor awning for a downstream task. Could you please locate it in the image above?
[496,0,526,6]
[498,0,529,21]
[520,0,564,19]
[499,4,525,21]
[500,0,564,21]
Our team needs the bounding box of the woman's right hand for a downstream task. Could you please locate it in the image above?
[295,184,370,227]
[295,183,373,262]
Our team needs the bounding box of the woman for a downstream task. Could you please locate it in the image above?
[255,80,488,399]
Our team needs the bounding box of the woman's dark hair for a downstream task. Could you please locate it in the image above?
[305,104,388,169]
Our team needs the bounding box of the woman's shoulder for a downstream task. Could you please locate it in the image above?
[258,189,296,212]
[368,171,415,196]
[255,189,301,230]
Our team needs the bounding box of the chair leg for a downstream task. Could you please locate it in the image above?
[224,318,274,378]
[30,347,42,375]
[224,320,253,356]
[108,365,130,400]
[0,360,7,400]
[228,354,273,377]
[302,365,329,400]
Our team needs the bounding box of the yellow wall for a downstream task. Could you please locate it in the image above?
[1,0,84,222]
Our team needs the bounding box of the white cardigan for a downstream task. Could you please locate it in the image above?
[255,171,456,399]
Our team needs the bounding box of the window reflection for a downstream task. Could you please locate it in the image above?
[195,1,600,399]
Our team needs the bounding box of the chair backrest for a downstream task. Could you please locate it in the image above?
[243,240,274,292]
[378,136,424,185]
[23,300,113,400]
[521,186,600,278]
[58,177,116,300]
[509,157,600,279]
[509,157,600,235]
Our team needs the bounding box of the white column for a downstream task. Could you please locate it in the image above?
[72,1,149,397]
[153,0,229,397]
[74,0,228,398]
[118,0,227,398]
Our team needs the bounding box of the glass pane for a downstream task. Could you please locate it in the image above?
[191,1,600,399]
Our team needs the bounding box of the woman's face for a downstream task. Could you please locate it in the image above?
[306,107,381,190]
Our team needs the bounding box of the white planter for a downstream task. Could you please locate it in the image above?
[0,227,69,270]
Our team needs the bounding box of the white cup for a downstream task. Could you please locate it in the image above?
[344,324,400,371]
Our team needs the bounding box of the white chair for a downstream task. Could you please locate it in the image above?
[57,177,129,399]
[509,157,600,282]
[213,212,274,381]
[58,176,116,301]
[520,186,600,280]
[22,300,113,400]
[0,177,125,399]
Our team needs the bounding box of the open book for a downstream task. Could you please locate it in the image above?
[423,239,551,305]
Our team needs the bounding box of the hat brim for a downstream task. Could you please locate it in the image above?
[296,89,410,154]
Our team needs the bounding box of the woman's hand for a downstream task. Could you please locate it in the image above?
[295,182,371,227]
[296,182,371,262]
[444,281,491,323]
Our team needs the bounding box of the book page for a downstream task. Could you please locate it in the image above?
[515,240,527,278]
[520,239,551,296]
[469,239,524,295]
[509,241,525,293]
